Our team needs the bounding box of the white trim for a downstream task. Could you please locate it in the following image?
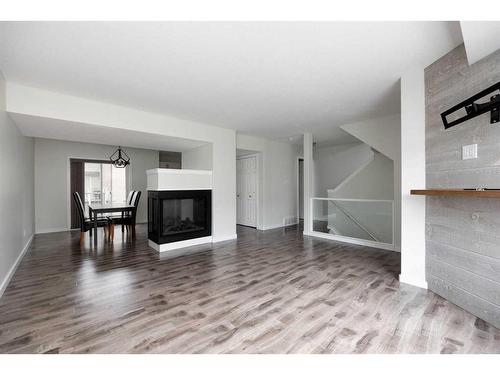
[236,153,259,229]
[66,156,132,230]
[303,133,314,234]
[391,200,395,248]
[399,273,428,290]
[212,233,237,243]
[328,151,375,194]
[0,235,33,298]
[36,227,69,234]
[307,230,396,252]
[66,157,71,229]
[255,152,264,230]
[296,156,304,222]
[148,236,213,252]
[146,168,212,175]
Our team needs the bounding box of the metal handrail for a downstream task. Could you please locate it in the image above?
[327,200,379,242]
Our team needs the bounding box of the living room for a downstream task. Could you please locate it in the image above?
[0,2,499,373]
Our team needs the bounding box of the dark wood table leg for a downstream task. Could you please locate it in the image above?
[132,208,136,240]
[88,208,93,237]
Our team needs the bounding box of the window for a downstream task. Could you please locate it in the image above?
[84,162,127,205]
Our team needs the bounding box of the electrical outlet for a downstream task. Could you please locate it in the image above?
[462,144,477,160]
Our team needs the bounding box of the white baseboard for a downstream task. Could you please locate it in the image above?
[212,233,237,243]
[0,235,33,298]
[36,227,68,234]
[148,233,237,255]
[148,236,213,252]
[399,274,428,290]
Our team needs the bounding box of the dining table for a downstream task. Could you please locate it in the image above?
[88,202,136,242]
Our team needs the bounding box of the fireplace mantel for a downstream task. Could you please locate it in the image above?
[147,168,212,191]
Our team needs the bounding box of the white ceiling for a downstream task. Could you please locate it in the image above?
[460,21,500,65]
[0,22,463,141]
[10,113,208,152]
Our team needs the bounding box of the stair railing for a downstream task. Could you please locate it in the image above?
[328,200,379,242]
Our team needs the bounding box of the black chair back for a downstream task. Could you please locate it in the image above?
[73,192,86,230]
[133,191,141,207]
[132,191,141,224]
[126,191,135,205]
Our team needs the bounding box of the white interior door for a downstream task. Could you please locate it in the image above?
[236,155,257,227]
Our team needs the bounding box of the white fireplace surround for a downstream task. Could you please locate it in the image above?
[146,168,214,252]
[146,168,212,191]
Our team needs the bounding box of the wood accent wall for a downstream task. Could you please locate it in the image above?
[425,44,500,328]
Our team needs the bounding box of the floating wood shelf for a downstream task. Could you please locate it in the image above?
[411,189,500,198]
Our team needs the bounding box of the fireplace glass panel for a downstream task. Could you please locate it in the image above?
[148,190,211,244]
[162,198,206,236]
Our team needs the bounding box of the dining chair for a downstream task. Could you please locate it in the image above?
[127,190,135,205]
[121,190,136,232]
[73,192,110,243]
[104,190,136,238]
[108,191,141,241]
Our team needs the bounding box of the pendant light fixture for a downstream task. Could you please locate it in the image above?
[109,146,130,168]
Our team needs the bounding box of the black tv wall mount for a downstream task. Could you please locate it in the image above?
[441,81,500,129]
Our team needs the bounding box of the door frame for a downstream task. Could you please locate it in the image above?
[296,156,304,223]
[67,157,131,230]
[236,153,260,229]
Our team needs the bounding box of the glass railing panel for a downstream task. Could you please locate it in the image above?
[311,198,393,245]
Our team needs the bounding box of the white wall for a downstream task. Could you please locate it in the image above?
[329,152,394,200]
[34,138,159,232]
[237,134,301,230]
[0,72,34,297]
[400,67,427,289]
[313,142,373,197]
[341,114,401,160]
[460,22,500,65]
[182,143,213,170]
[6,83,237,242]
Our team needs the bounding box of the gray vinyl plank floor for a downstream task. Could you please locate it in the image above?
[0,224,498,353]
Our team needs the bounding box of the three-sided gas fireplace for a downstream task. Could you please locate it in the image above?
[148,190,212,247]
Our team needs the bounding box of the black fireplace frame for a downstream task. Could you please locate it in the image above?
[148,190,212,245]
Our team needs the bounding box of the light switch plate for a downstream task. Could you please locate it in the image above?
[462,144,477,160]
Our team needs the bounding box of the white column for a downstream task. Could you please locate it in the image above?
[303,133,314,235]
[400,67,427,289]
